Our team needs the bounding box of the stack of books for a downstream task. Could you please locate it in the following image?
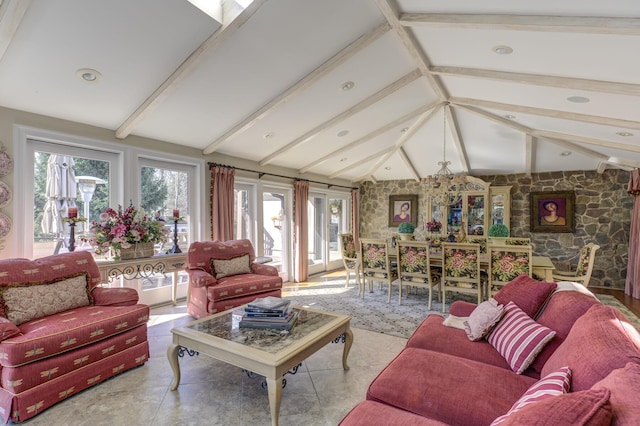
[239,297,298,331]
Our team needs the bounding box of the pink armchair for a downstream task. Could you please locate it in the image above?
[186,239,283,318]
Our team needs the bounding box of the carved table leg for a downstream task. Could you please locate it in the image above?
[167,344,181,391]
[342,326,353,371]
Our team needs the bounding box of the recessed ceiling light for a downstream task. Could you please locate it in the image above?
[504,114,516,120]
[337,130,349,137]
[384,167,391,170]
[340,157,348,162]
[617,131,634,137]
[492,45,513,55]
[567,96,590,103]
[263,132,274,139]
[341,81,355,91]
[400,127,409,133]
[560,151,572,156]
[75,68,102,83]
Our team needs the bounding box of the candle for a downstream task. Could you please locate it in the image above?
[173,209,179,218]
[68,207,78,218]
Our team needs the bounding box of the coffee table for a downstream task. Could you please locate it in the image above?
[167,306,353,426]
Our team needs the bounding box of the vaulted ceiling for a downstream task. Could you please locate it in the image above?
[1,0,639,183]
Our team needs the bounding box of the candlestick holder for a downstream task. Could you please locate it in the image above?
[170,218,182,253]
[61,217,87,252]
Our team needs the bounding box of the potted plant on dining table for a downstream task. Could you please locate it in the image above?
[397,222,416,241]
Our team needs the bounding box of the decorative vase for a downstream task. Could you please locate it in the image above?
[116,242,155,261]
[398,233,414,241]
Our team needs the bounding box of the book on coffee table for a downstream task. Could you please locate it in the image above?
[240,310,299,331]
[246,296,291,312]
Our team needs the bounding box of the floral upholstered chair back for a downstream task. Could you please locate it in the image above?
[465,237,487,254]
[397,241,440,308]
[442,243,483,308]
[504,237,531,246]
[340,233,359,268]
[339,233,362,287]
[360,238,398,301]
[488,244,533,296]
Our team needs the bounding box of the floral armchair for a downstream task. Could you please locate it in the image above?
[360,238,397,302]
[488,244,533,297]
[504,237,532,246]
[465,236,487,254]
[552,242,600,287]
[397,241,440,309]
[442,242,483,311]
[339,233,362,288]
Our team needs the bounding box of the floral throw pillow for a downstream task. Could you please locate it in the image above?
[464,298,505,341]
[211,254,252,279]
[0,273,91,325]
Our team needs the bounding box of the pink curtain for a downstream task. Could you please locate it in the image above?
[351,188,359,247]
[626,169,640,298]
[210,165,235,241]
[293,180,309,282]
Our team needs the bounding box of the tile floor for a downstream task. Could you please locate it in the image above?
[18,301,407,426]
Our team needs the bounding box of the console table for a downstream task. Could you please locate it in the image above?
[97,253,188,305]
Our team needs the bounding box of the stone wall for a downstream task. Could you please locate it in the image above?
[358,169,632,289]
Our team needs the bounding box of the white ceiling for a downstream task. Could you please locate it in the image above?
[1,0,639,182]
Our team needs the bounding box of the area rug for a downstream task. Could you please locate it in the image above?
[283,273,640,339]
[283,273,463,339]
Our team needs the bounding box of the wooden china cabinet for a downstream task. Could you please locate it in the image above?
[425,176,511,239]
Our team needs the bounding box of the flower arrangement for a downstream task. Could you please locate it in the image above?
[83,203,169,259]
[426,220,442,231]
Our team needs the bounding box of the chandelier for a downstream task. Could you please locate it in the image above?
[423,103,466,206]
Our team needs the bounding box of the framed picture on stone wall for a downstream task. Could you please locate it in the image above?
[530,191,575,233]
[389,194,418,227]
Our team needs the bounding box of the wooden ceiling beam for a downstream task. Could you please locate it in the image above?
[445,104,469,174]
[451,103,534,134]
[525,134,534,177]
[259,69,421,166]
[202,22,391,154]
[115,0,268,140]
[533,129,640,153]
[450,97,640,131]
[299,101,440,173]
[374,0,447,100]
[432,66,640,97]
[352,106,436,181]
[398,147,420,182]
[0,0,31,62]
[329,146,395,179]
[399,13,640,35]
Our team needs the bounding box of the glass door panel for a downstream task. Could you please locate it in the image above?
[328,197,348,268]
[308,194,325,275]
[262,187,288,281]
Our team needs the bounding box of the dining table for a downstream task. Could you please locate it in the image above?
[388,251,556,282]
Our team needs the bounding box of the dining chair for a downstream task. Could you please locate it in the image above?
[441,242,483,312]
[552,242,600,287]
[360,238,398,302]
[396,240,440,309]
[339,233,362,288]
[465,236,487,254]
[504,237,531,246]
[487,244,533,297]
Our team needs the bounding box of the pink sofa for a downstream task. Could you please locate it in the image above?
[340,277,640,425]
[0,251,149,423]
[186,239,283,319]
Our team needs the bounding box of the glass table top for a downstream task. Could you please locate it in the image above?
[186,307,341,354]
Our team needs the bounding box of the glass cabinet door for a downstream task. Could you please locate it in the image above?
[447,198,463,233]
[489,186,511,229]
[466,193,486,236]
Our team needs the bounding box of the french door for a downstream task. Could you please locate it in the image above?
[307,192,350,275]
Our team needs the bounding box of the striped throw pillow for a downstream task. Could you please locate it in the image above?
[491,366,572,425]
[487,301,556,374]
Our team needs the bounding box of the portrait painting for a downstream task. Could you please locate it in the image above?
[388,194,418,227]
[530,191,575,233]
